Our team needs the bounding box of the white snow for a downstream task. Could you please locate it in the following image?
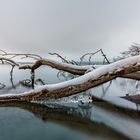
[43,59,93,70]
[46,59,103,69]
[0,55,140,98]
[92,106,140,140]
[43,55,140,91]
[93,94,139,110]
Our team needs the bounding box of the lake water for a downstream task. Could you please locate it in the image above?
[0,64,140,140]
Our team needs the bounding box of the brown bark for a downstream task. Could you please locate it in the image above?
[1,60,140,102]
[121,72,140,80]
[19,58,140,80]
[19,59,87,75]
[92,94,140,104]
[0,57,19,66]
[121,94,140,104]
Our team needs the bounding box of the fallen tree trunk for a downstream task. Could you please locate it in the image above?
[19,58,140,80]
[19,59,93,75]
[1,55,140,102]
[92,95,140,106]
[121,94,140,104]
[121,72,140,80]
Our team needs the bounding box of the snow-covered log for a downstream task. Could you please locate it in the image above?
[1,55,140,102]
[19,58,140,80]
[121,72,140,80]
[19,59,95,75]
[92,94,140,106]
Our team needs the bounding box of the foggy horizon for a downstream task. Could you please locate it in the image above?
[0,0,140,59]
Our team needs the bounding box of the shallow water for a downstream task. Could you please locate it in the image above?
[0,64,140,140]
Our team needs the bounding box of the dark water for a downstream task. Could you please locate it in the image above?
[0,65,140,140]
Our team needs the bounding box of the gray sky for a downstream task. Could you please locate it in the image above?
[0,0,140,59]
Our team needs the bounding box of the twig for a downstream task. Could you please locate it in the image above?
[49,52,69,63]
[0,53,42,60]
[49,52,78,65]
[0,83,6,89]
[80,49,110,65]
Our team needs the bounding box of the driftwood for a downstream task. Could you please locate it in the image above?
[92,94,140,105]
[19,58,140,80]
[0,53,42,60]
[1,55,140,102]
[0,50,140,104]
[121,94,140,104]
[1,49,138,79]
[19,59,88,75]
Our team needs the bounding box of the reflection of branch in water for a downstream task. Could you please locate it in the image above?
[0,83,6,89]
[49,52,79,79]
[115,78,140,92]
[20,79,32,87]
[101,81,112,97]
[0,81,32,93]
[0,101,128,140]
[31,70,35,89]
[0,78,46,93]
[92,94,140,113]
[0,58,19,88]
[91,105,140,140]
[57,71,76,80]
[20,78,45,87]
[35,78,45,85]
[0,50,42,87]
[49,50,110,80]
[10,65,15,88]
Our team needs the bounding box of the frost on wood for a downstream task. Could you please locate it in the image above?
[19,58,140,80]
[1,55,140,102]
[19,59,93,75]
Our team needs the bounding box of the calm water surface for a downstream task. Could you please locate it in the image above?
[0,65,140,140]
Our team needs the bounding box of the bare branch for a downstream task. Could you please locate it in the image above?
[1,55,140,101]
[0,57,19,66]
[0,49,7,54]
[19,59,88,75]
[80,49,110,65]
[0,53,42,60]
[49,52,69,63]
[0,83,6,89]
[49,52,78,65]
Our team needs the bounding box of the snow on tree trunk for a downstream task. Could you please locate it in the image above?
[1,55,140,102]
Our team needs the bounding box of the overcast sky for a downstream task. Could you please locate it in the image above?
[0,0,140,59]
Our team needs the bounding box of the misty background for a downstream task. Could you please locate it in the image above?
[0,0,140,60]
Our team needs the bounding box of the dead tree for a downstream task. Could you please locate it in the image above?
[121,43,140,58]
[1,49,140,104]
[1,55,140,102]
[19,58,140,80]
